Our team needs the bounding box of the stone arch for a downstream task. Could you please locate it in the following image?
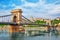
[13,15,17,22]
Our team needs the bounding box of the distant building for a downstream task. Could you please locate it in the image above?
[56,17,60,20]
[30,16,35,22]
[44,19,52,26]
[34,18,44,21]
[30,17,52,26]
[58,23,60,26]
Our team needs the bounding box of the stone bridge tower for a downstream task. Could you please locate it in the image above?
[11,9,22,24]
[9,9,22,33]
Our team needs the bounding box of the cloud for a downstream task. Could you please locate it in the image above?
[0,0,60,19]
[9,0,59,20]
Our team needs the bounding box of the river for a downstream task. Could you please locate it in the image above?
[0,30,60,40]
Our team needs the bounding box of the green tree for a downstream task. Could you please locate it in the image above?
[25,20,46,27]
[0,24,5,27]
[35,20,46,24]
[52,19,60,25]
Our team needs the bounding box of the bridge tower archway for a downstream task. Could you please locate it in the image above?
[13,15,17,22]
[11,9,22,24]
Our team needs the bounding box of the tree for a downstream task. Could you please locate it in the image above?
[35,20,46,24]
[52,19,60,25]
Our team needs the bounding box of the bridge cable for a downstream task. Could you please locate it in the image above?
[22,15,34,23]
[0,14,12,17]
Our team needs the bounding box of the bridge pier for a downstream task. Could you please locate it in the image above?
[9,9,22,33]
[9,25,20,33]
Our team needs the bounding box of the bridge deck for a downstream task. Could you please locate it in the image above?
[0,22,17,25]
[0,22,49,26]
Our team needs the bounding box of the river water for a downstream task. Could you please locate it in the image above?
[0,30,60,40]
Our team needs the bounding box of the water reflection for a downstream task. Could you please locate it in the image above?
[0,30,60,40]
[10,32,24,40]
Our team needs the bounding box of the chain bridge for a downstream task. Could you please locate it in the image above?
[0,9,50,32]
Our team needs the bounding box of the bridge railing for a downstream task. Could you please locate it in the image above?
[0,14,12,22]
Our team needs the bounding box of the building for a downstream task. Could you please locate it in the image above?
[56,17,60,20]
[30,16,35,22]
[44,19,52,26]
[30,16,52,26]
[34,18,44,21]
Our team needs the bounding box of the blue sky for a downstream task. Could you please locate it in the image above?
[0,0,60,19]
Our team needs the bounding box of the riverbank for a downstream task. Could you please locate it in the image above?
[24,27,48,32]
[0,25,60,33]
[0,25,9,30]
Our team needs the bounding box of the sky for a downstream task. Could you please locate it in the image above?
[0,0,60,19]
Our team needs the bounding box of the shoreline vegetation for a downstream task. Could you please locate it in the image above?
[0,25,8,30]
[0,25,60,31]
[0,19,60,32]
[0,18,60,27]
